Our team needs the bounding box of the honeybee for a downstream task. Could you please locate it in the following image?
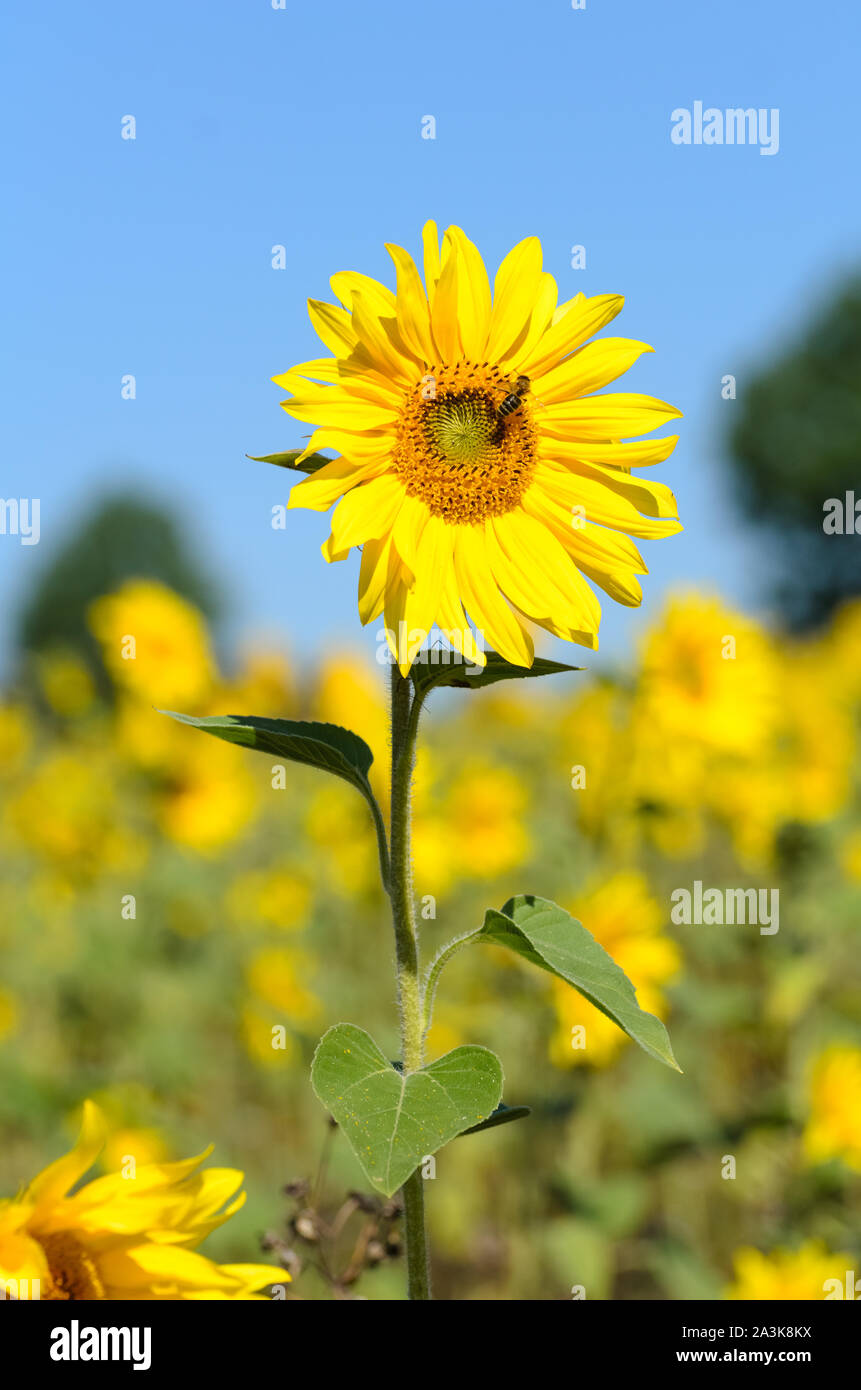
[497,375,531,418]
[497,375,543,419]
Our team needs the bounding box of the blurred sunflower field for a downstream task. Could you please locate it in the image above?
[1,575,859,1301]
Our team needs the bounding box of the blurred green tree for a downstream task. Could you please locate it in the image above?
[16,494,221,689]
[728,277,861,628]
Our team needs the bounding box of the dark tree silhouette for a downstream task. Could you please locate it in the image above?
[728,278,861,628]
[16,494,221,689]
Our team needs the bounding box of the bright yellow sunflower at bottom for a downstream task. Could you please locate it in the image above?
[274,223,683,674]
[725,1241,854,1300]
[0,1103,285,1300]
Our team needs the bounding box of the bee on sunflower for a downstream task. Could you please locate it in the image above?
[274,222,682,672]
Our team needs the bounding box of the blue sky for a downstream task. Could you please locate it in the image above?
[3,0,859,679]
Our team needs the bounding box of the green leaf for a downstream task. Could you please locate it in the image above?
[311,1023,504,1196]
[246,450,332,474]
[459,1102,531,1137]
[411,648,583,696]
[160,711,374,799]
[479,895,682,1072]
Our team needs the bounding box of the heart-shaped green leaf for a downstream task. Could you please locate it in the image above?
[411,648,583,696]
[247,450,332,474]
[311,1024,504,1196]
[160,711,374,799]
[479,895,681,1072]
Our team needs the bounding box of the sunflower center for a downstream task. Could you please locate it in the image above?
[40,1232,106,1300]
[392,361,537,523]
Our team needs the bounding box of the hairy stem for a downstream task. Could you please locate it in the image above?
[388,665,431,1299]
[421,929,480,1040]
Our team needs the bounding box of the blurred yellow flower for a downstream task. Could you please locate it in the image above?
[224,647,297,717]
[0,702,32,770]
[802,1044,861,1172]
[412,753,530,891]
[0,987,19,1041]
[37,652,96,718]
[559,679,704,858]
[88,579,215,708]
[313,653,388,795]
[706,649,854,866]
[549,872,680,1068]
[245,945,322,1025]
[227,868,312,931]
[446,759,530,879]
[240,1005,298,1070]
[639,592,779,757]
[0,1102,285,1300]
[561,682,632,844]
[822,597,861,705]
[841,829,861,883]
[412,813,458,894]
[773,653,854,824]
[100,1127,168,1175]
[157,737,258,854]
[5,750,143,877]
[726,1241,853,1300]
[304,781,378,896]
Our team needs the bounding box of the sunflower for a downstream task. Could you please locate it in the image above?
[725,1241,854,1300]
[275,223,682,673]
[0,1102,285,1300]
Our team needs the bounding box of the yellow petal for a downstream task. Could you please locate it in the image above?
[489,510,601,632]
[358,534,393,624]
[386,243,436,363]
[307,299,358,357]
[429,250,461,361]
[537,457,679,519]
[444,226,491,360]
[534,463,683,539]
[99,1243,241,1291]
[518,293,625,377]
[296,427,395,464]
[534,338,654,403]
[350,291,419,384]
[521,486,644,607]
[392,493,430,575]
[272,358,340,386]
[546,434,680,469]
[0,1231,51,1290]
[404,512,453,650]
[540,392,682,440]
[328,474,406,553]
[498,271,558,369]
[487,236,543,361]
[26,1102,107,1209]
[287,456,390,512]
[330,270,396,317]
[437,564,486,668]
[280,389,399,430]
[454,526,534,666]
[217,1262,287,1291]
[422,220,441,304]
[383,554,412,671]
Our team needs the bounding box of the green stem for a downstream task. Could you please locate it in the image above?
[366,791,391,894]
[421,930,480,1040]
[388,665,431,1299]
[402,1169,429,1299]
